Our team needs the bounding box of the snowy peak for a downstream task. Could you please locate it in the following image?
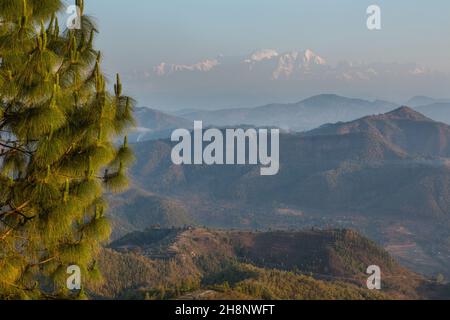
[154,49,327,78]
[245,49,279,62]
[273,49,327,79]
[154,59,220,76]
[304,49,327,65]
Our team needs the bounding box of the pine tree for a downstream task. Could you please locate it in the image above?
[0,0,135,299]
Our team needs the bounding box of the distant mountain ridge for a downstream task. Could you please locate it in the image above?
[131,95,450,144]
[407,96,450,108]
[180,94,399,131]
[415,103,450,125]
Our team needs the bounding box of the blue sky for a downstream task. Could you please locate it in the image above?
[58,1,450,109]
[81,0,450,73]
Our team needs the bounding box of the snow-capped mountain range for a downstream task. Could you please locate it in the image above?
[154,59,220,76]
[151,49,430,81]
[126,48,449,109]
[153,49,330,80]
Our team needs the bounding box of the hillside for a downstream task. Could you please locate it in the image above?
[128,109,450,221]
[108,107,450,278]
[307,107,450,157]
[87,228,444,300]
[108,188,194,239]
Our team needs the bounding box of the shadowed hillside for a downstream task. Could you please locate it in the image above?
[307,106,450,157]
[127,108,450,220]
[108,188,194,239]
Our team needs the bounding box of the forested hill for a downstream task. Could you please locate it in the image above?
[87,227,449,300]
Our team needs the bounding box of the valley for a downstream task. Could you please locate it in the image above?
[108,102,450,287]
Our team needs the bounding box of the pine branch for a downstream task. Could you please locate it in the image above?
[30,256,56,267]
[0,201,31,220]
[0,227,13,240]
[0,142,33,155]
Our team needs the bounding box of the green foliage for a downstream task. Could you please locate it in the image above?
[88,228,407,300]
[0,0,135,299]
[91,246,387,301]
[226,265,387,300]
